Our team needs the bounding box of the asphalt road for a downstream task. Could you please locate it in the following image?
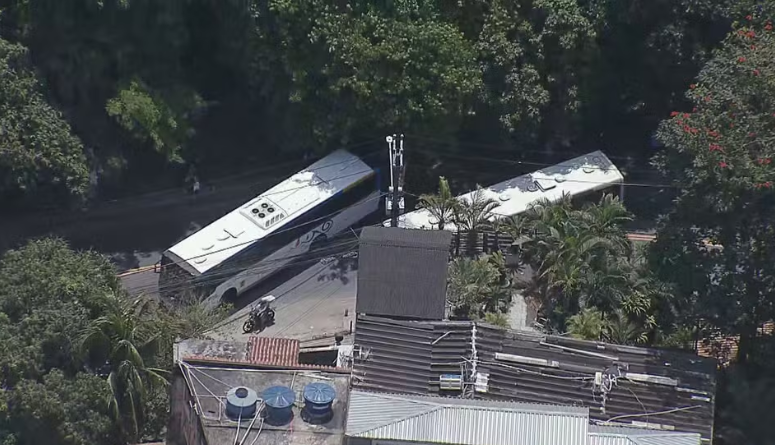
[0,163,311,271]
[205,252,359,344]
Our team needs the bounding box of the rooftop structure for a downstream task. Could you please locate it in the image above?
[589,425,701,445]
[172,364,350,445]
[389,150,624,231]
[352,315,717,442]
[356,227,452,320]
[166,149,375,276]
[346,390,590,445]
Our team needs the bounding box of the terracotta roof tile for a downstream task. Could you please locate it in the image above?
[247,337,300,366]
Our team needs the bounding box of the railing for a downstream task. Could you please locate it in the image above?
[450,230,518,257]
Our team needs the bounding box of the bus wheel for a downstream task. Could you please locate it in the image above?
[222,288,238,303]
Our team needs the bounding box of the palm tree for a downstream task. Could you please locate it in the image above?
[447,253,511,319]
[418,176,459,230]
[81,295,168,441]
[454,186,501,256]
[566,308,606,340]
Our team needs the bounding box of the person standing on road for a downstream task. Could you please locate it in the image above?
[192,176,200,195]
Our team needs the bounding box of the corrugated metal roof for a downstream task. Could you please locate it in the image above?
[346,390,589,445]
[247,337,299,366]
[352,315,717,442]
[357,227,451,320]
[589,425,702,445]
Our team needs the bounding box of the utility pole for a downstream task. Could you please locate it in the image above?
[386,134,405,228]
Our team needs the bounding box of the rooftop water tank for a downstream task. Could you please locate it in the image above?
[302,382,336,424]
[225,387,259,419]
[262,386,295,425]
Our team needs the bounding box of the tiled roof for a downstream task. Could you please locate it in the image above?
[352,315,717,442]
[174,337,347,371]
[357,227,452,320]
[247,337,299,366]
[346,390,589,445]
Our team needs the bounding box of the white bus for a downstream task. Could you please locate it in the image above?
[388,150,624,230]
[160,150,380,303]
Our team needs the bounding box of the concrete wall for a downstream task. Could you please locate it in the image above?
[167,371,208,445]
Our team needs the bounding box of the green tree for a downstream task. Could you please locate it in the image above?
[0,38,90,204]
[0,370,123,445]
[651,12,775,363]
[472,0,598,145]
[0,239,124,445]
[254,1,481,149]
[106,80,205,163]
[419,176,460,230]
[80,295,168,442]
[566,307,605,340]
[509,194,657,337]
[447,252,512,319]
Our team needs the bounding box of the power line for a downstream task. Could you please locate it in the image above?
[144,236,363,297]
[406,133,642,163]
[3,139,383,222]
[118,181,385,280]
[407,150,678,189]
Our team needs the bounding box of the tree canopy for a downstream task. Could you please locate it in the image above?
[0,239,229,445]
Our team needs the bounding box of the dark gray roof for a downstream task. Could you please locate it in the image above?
[356,227,452,320]
[352,315,716,442]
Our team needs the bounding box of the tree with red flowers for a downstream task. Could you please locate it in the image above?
[651,11,775,364]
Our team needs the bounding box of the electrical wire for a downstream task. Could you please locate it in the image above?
[406,133,643,163]
[411,148,677,188]
[127,235,363,297]
[8,138,383,218]
[119,186,386,280]
[600,405,703,423]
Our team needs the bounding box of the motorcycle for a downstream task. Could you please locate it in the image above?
[243,295,277,333]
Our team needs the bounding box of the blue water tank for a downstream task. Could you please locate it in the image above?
[302,382,336,424]
[225,387,259,419]
[262,386,296,425]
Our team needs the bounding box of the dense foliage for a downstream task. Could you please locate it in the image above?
[650,11,775,444]
[2,1,775,444]
[0,0,763,208]
[0,239,229,445]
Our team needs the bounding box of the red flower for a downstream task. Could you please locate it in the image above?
[754,69,761,76]
[709,144,723,152]
[705,96,712,103]
[752,45,757,50]
[670,111,679,117]
[683,113,691,119]
[766,181,773,188]
[738,56,747,62]
[690,84,697,89]
[692,107,697,112]
[766,23,773,31]
[719,161,728,168]
[708,130,720,138]
[747,15,753,20]
[757,158,771,165]
[747,30,756,38]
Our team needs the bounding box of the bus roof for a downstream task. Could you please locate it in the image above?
[391,150,623,230]
[167,150,374,275]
